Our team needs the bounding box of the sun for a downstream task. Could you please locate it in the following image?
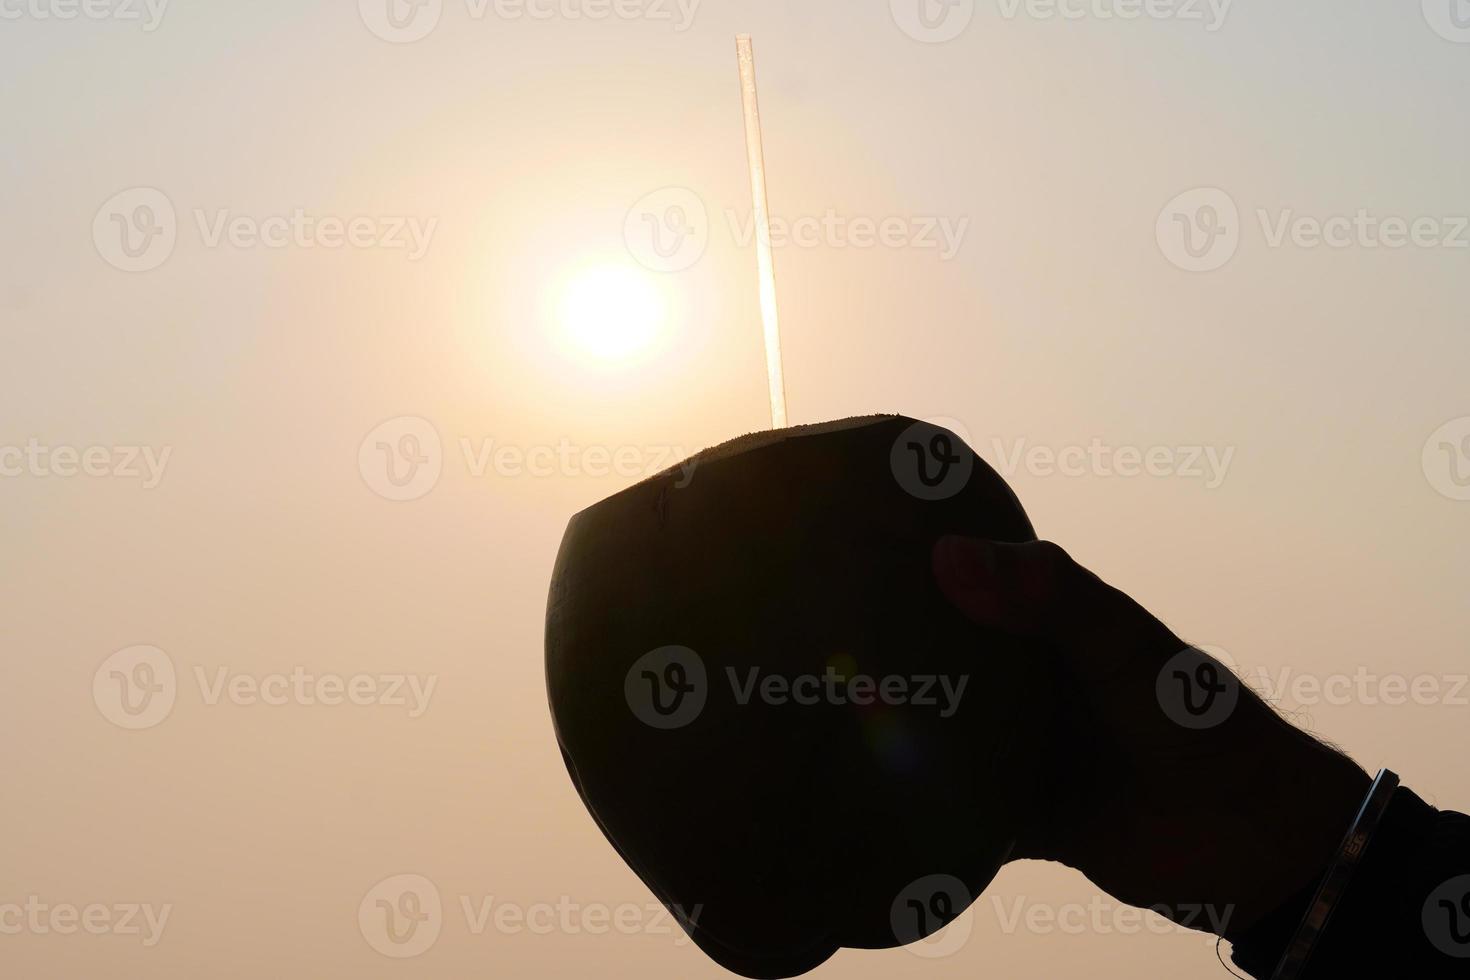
[558,263,667,364]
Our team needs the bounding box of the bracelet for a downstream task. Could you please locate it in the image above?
[1268,768,1400,980]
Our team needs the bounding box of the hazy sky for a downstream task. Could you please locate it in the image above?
[3,2,1469,978]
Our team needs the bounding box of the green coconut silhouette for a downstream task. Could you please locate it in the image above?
[546,415,1055,978]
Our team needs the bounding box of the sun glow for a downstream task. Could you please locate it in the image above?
[558,264,666,364]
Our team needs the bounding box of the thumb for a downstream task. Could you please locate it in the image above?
[931,535,1182,683]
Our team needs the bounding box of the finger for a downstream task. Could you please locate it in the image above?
[932,535,1182,683]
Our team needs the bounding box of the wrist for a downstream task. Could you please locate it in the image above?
[1230,781,1444,979]
[1223,740,1370,940]
[1223,740,1372,939]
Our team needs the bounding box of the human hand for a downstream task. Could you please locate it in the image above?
[932,535,1371,939]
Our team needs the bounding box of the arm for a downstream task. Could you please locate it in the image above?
[931,535,1470,977]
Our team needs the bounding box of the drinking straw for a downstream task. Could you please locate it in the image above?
[736,34,789,429]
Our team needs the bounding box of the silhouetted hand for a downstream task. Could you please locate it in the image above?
[932,535,1371,939]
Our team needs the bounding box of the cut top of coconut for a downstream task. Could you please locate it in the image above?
[622,413,902,499]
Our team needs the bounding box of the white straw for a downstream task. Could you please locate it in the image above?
[736,34,788,430]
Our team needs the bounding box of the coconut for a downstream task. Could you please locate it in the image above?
[545,414,1054,978]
